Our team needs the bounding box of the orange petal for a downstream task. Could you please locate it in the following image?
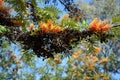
[30,24,35,31]
[0,0,4,5]
[53,27,61,33]
[101,24,112,33]
[95,22,100,32]
[74,50,81,55]
[41,25,48,33]
[54,58,61,64]
[99,58,109,64]
[72,54,78,59]
[90,18,99,29]
[47,20,53,29]
[94,47,101,53]
[49,25,54,32]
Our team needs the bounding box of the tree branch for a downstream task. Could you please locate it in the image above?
[112,24,120,27]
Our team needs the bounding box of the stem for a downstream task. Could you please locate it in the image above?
[112,24,120,27]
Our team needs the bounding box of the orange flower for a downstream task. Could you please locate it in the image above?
[74,50,81,55]
[11,54,17,60]
[85,62,96,70]
[72,50,81,59]
[0,0,4,6]
[93,57,99,63]
[90,18,99,31]
[90,18,112,33]
[88,66,94,70]
[54,58,61,64]
[94,47,101,53]
[40,20,64,33]
[40,22,48,33]
[101,24,112,33]
[52,26,60,33]
[72,54,78,59]
[99,58,109,64]
[29,24,35,31]
[46,20,54,32]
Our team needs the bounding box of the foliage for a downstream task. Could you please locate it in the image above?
[77,0,120,20]
[0,0,120,80]
[0,25,10,34]
[112,14,120,24]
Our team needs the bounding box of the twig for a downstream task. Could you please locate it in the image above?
[112,24,120,27]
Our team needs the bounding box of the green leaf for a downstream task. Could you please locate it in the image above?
[81,20,89,29]
[61,19,81,30]
[112,14,120,24]
[39,67,45,74]
[39,0,44,4]
[112,27,120,39]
